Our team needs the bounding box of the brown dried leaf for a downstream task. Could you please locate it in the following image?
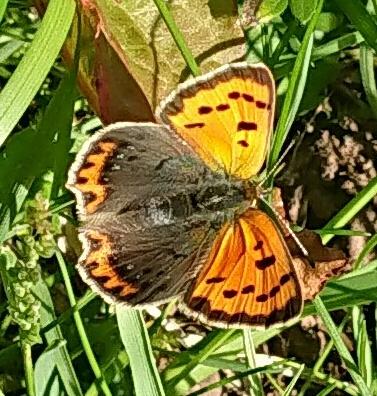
[272,187,350,301]
[287,230,351,301]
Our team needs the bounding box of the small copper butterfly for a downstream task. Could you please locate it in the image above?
[67,63,303,328]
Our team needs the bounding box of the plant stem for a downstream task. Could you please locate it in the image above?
[21,341,35,396]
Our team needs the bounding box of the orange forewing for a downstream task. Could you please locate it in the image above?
[184,209,303,327]
[158,63,275,180]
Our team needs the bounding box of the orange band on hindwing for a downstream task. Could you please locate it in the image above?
[81,230,139,300]
[73,140,117,214]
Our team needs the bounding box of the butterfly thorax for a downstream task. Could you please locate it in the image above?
[140,177,248,229]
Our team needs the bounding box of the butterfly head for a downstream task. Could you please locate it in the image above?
[241,180,264,207]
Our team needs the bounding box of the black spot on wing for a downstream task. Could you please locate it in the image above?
[223,290,237,298]
[256,100,267,109]
[269,285,280,298]
[81,161,95,169]
[76,176,89,184]
[256,293,268,303]
[206,277,226,284]
[228,91,240,99]
[242,93,254,102]
[237,121,257,131]
[198,106,213,114]
[254,240,263,250]
[256,255,276,270]
[241,284,255,294]
[237,140,249,147]
[184,122,205,129]
[216,103,230,111]
[280,273,291,286]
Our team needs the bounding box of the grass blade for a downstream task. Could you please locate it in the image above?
[312,31,364,60]
[56,251,111,396]
[268,0,324,170]
[353,233,377,269]
[360,43,377,116]
[310,175,377,396]
[282,364,305,396]
[117,307,165,396]
[321,175,377,244]
[317,383,337,395]
[163,329,236,389]
[352,306,373,387]
[0,0,75,147]
[243,329,264,395]
[335,0,377,54]
[0,0,9,25]
[33,279,83,395]
[152,0,200,77]
[187,362,286,396]
[312,296,371,395]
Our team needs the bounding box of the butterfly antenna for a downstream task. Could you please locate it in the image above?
[260,196,309,257]
[258,136,298,188]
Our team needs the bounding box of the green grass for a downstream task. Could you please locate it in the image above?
[1,0,377,395]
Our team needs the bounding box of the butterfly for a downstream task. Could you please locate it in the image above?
[67,62,303,328]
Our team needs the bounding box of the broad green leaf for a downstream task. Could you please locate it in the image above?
[94,0,244,108]
[34,340,70,396]
[257,0,288,23]
[316,12,343,33]
[299,59,343,114]
[289,0,317,23]
[37,0,244,122]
